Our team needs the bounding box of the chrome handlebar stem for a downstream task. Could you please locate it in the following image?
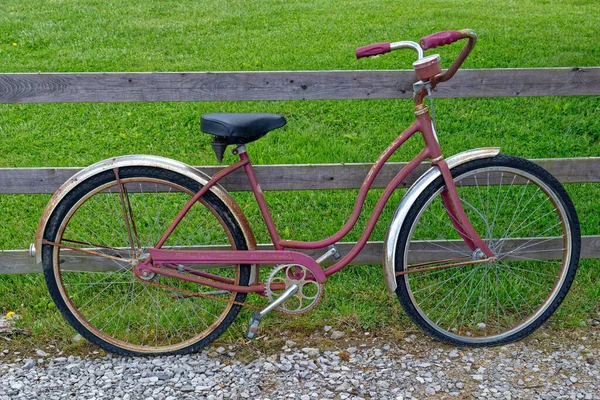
[390,41,424,60]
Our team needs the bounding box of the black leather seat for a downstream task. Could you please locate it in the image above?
[201,113,287,144]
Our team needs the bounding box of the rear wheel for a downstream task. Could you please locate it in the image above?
[395,155,580,346]
[42,166,251,355]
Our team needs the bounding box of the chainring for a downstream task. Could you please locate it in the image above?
[265,264,323,315]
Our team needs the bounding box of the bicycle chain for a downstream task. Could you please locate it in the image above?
[134,273,320,316]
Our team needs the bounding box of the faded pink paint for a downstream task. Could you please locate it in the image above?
[155,157,249,248]
[282,120,422,250]
[241,152,283,249]
[133,34,495,294]
[136,105,494,292]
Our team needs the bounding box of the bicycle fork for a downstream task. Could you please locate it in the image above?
[436,157,495,259]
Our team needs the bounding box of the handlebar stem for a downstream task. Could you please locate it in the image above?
[390,41,424,60]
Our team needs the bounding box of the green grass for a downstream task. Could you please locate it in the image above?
[0,0,599,350]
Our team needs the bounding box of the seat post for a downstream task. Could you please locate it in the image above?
[210,137,228,163]
[231,144,247,158]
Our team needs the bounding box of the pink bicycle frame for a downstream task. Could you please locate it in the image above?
[135,109,494,293]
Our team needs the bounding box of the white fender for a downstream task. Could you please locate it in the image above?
[34,155,258,282]
[383,148,500,293]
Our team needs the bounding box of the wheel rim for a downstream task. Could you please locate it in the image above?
[403,166,571,343]
[51,175,244,353]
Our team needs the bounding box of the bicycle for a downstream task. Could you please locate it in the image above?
[34,29,580,356]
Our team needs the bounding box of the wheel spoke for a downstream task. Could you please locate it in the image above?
[43,168,250,355]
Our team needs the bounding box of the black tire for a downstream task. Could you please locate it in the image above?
[395,154,580,346]
[43,166,251,356]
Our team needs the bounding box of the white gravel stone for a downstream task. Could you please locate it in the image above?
[35,349,49,357]
[330,331,345,340]
[72,334,83,342]
[377,380,390,390]
[1,332,598,399]
[302,347,320,357]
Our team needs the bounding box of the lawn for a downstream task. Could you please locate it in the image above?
[0,0,599,349]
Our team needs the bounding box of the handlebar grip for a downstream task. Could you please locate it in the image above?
[356,42,391,59]
[420,30,462,50]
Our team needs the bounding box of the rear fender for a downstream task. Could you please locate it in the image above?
[34,155,258,283]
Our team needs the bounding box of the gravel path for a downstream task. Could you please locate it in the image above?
[1,329,599,399]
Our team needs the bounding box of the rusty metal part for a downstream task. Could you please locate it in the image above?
[42,239,133,264]
[430,29,477,91]
[395,257,495,276]
[382,147,501,293]
[34,155,258,283]
[132,270,316,316]
[414,103,429,115]
[413,87,429,106]
[113,168,137,260]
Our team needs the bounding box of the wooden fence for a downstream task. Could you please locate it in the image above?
[1,67,599,273]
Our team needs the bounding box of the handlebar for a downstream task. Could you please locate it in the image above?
[356,41,424,60]
[356,42,391,59]
[356,29,477,89]
[420,30,464,50]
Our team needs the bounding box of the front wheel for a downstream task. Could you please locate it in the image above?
[42,166,252,356]
[395,154,580,346]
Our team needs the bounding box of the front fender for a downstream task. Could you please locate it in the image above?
[34,155,258,281]
[383,147,500,293]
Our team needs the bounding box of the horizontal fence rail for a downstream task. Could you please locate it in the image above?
[1,157,599,273]
[3,236,600,274]
[1,67,599,104]
[1,157,599,194]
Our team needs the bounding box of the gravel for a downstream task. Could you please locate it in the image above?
[1,330,599,399]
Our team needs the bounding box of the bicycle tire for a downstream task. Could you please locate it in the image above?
[42,166,251,356]
[394,154,580,346]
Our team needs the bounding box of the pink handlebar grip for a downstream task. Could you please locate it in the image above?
[356,42,391,59]
[420,30,462,50]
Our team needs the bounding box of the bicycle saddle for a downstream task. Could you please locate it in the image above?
[201,113,287,144]
[202,113,287,162]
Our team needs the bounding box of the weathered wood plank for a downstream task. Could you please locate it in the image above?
[3,236,598,274]
[1,157,599,194]
[0,68,598,104]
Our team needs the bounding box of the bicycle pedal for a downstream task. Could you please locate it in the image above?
[332,246,341,260]
[316,245,340,264]
[247,312,262,339]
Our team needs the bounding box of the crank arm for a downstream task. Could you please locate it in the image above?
[247,284,299,339]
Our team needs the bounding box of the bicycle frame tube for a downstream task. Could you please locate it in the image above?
[149,107,493,289]
[154,157,249,248]
[279,119,423,250]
